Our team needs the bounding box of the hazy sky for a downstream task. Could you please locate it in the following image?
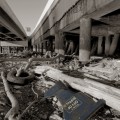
[5,0,49,36]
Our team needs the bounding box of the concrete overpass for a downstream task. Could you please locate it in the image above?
[31,0,120,63]
[0,0,27,54]
[1,0,120,61]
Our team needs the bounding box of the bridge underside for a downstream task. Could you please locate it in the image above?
[0,5,27,54]
[32,0,120,63]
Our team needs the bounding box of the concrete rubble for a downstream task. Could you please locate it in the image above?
[0,58,120,120]
[82,58,120,87]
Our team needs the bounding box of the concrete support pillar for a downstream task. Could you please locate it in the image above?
[55,33,59,53]
[66,41,74,55]
[105,35,110,56]
[41,43,43,54]
[47,40,51,51]
[58,32,65,55]
[53,40,55,52]
[37,44,40,52]
[1,47,3,53]
[50,39,53,52]
[0,47,1,53]
[8,46,10,54]
[40,43,42,53]
[55,32,65,55]
[43,41,47,53]
[36,45,38,52]
[109,33,119,55]
[91,40,97,56]
[24,47,26,51]
[33,45,36,52]
[79,18,92,63]
[36,45,37,52]
[97,36,103,55]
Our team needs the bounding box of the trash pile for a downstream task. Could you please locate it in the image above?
[82,58,120,87]
[0,58,120,120]
[0,60,62,120]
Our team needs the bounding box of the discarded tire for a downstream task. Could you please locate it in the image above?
[7,69,35,85]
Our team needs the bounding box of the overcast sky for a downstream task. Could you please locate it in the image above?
[5,0,50,36]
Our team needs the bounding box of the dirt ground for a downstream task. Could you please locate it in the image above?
[0,59,120,120]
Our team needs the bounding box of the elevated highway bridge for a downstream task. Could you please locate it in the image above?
[1,0,120,62]
[31,0,120,63]
[0,0,27,54]
[1,0,120,115]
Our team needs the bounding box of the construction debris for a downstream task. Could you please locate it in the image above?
[0,58,120,120]
[82,58,120,86]
[44,81,105,120]
[34,65,120,112]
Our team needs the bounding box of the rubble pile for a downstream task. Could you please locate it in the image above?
[0,60,63,120]
[0,59,120,120]
[82,58,120,87]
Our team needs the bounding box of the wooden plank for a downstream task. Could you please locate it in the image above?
[71,78,120,112]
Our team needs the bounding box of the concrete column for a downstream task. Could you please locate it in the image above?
[24,47,26,50]
[55,33,59,53]
[109,33,119,55]
[25,47,28,51]
[105,35,110,56]
[58,32,65,55]
[33,45,36,52]
[43,41,47,53]
[39,43,41,52]
[41,43,43,54]
[91,40,97,56]
[79,18,92,63]
[53,40,55,52]
[66,40,74,55]
[36,44,38,52]
[36,45,37,52]
[55,32,65,55]
[47,40,51,51]
[46,41,49,51]
[38,44,40,52]
[0,47,1,53]
[2,47,3,53]
[8,46,10,54]
[37,44,39,52]
[39,43,42,52]
[97,36,103,55]
[50,39,53,52]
